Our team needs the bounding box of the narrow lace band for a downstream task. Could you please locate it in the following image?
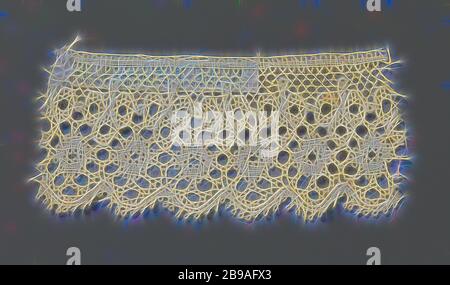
[33,39,411,222]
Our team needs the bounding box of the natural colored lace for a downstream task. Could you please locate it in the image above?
[32,38,411,222]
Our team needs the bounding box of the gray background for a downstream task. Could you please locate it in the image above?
[0,0,449,264]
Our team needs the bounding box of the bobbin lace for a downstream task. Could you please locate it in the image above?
[32,39,411,222]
